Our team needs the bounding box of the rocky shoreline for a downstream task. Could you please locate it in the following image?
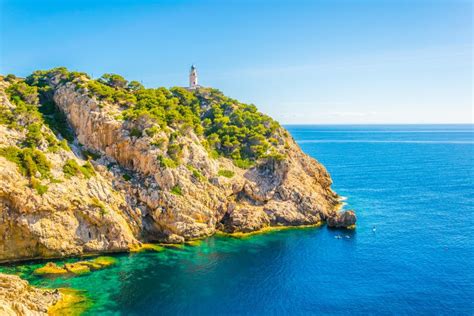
[0,219,355,315]
[0,272,88,315]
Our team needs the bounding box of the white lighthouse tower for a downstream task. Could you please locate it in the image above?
[189,65,198,89]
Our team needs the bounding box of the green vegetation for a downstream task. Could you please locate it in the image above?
[150,137,165,148]
[232,159,254,169]
[39,100,75,142]
[145,126,159,137]
[3,67,286,177]
[98,73,128,89]
[0,146,51,178]
[82,149,101,160]
[0,146,51,195]
[91,197,107,216]
[157,155,178,168]
[122,174,132,181]
[5,74,16,82]
[129,127,142,138]
[1,77,73,154]
[218,169,235,178]
[170,184,182,195]
[187,165,205,181]
[63,159,96,179]
[63,159,80,178]
[31,178,48,195]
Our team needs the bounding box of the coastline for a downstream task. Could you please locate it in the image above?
[0,198,350,265]
[215,222,325,239]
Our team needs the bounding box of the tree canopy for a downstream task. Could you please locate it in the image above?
[9,67,284,168]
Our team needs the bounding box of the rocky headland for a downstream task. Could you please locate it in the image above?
[0,67,356,263]
[0,67,356,314]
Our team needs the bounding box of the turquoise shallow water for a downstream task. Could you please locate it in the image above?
[1,124,473,315]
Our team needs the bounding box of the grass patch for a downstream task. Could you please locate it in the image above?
[91,197,107,215]
[63,159,96,179]
[31,178,48,195]
[170,184,182,195]
[157,155,178,168]
[218,169,235,178]
[233,159,254,169]
[187,165,205,181]
[80,161,96,178]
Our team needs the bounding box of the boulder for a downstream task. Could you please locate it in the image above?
[327,210,357,228]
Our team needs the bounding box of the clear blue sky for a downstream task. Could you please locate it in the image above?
[0,0,472,124]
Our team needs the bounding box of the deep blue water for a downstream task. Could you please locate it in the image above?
[3,124,473,315]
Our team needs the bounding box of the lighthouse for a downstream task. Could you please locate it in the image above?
[189,65,198,89]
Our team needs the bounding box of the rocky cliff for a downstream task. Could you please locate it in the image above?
[0,68,356,263]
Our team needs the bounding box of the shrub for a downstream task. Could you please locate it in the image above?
[6,81,39,105]
[0,146,23,171]
[63,159,95,179]
[98,73,128,89]
[5,74,16,82]
[82,149,101,160]
[167,143,183,161]
[63,159,81,178]
[40,102,75,142]
[127,81,144,91]
[31,178,48,195]
[187,165,205,182]
[0,146,51,178]
[145,126,159,137]
[170,185,182,195]
[91,197,107,215]
[122,174,132,181]
[157,155,178,168]
[150,138,165,148]
[263,150,285,161]
[218,169,235,178]
[80,161,96,178]
[129,127,142,138]
[24,123,43,147]
[233,159,254,169]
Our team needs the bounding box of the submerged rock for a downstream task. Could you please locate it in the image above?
[33,262,68,276]
[33,256,117,277]
[64,263,91,275]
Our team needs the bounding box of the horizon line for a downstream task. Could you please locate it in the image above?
[281,122,474,126]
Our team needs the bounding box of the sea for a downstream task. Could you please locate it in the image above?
[1,124,473,315]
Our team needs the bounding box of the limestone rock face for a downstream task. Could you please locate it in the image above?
[0,273,61,315]
[0,154,140,262]
[0,73,356,262]
[0,84,140,263]
[53,82,344,236]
